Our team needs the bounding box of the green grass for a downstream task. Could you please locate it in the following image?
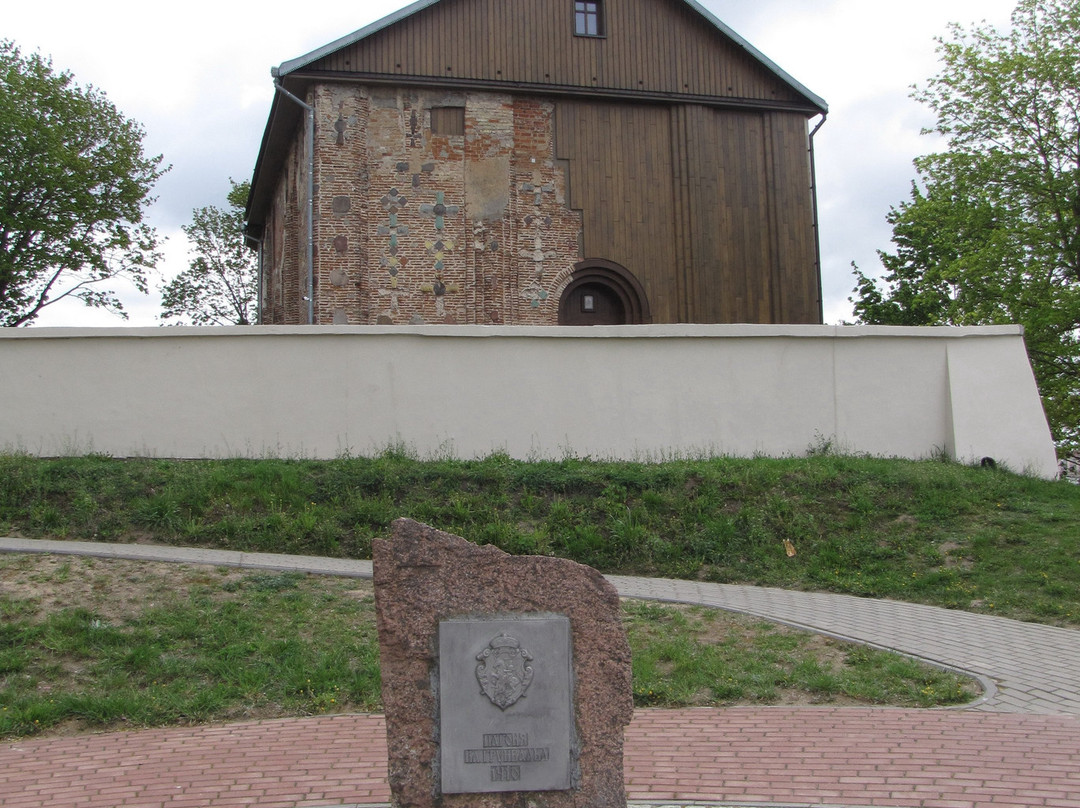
[624,600,973,708]
[0,559,381,739]
[0,555,978,740]
[1,452,1077,624]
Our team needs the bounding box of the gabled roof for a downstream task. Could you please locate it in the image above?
[275,0,442,78]
[274,0,827,113]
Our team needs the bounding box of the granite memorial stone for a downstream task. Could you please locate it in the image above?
[373,518,632,808]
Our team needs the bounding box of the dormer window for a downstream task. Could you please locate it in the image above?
[575,0,603,37]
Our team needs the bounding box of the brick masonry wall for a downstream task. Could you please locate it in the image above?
[508,97,581,326]
[313,84,369,326]
[261,128,304,325]
[263,84,585,325]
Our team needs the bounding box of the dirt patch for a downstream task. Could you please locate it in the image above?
[0,554,278,624]
[940,541,974,570]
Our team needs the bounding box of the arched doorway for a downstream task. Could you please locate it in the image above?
[560,281,626,325]
[557,260,650,325]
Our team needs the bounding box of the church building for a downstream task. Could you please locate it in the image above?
[244,0,828,326]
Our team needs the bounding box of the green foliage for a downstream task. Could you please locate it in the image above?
[850,0,1080,458]
[0,41,167,326]
[1,453,1078,626]
[0,565,382,739]
[160,180,257,325]
[0,557,976,739]
[623,600,975,709]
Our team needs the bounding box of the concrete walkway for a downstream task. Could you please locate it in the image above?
[2,537,1079,808]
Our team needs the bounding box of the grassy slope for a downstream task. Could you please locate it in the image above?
[1,451,1077,625]
[0,557,977,740]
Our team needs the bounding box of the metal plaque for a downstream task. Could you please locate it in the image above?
[439,615,573,794]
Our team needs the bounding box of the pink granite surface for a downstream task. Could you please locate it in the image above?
[374,518,632,808]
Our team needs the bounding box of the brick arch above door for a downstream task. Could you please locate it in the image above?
[557,259,651,325]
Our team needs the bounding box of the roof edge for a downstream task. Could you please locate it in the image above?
[277,0,442,76]
[681,0,827,113]
[274,0,827,113]
[282,69,825,115]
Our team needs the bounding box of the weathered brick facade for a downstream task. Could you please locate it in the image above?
[261,138,304,327]
[260,85,582,326]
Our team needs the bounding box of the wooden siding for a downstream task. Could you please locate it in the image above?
[308,0,808,108]
[767,111,820,323]
[556,100,680,322]
[555,99,819,323]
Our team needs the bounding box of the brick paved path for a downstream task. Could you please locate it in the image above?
[3,710,1079,808]
[3,538,1080,807]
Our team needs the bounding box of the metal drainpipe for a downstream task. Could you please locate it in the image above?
[808,112,827,324]
[272,72,315,325]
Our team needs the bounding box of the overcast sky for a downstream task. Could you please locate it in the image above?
[7,0,1018,327]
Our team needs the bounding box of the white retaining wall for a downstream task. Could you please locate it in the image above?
[0,324,1059,478]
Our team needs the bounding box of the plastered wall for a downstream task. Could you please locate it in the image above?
[0,324,1058,478]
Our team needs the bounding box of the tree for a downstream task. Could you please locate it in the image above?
[160,180,258,326]
[0,41,167,326]
[850,0,1080,461]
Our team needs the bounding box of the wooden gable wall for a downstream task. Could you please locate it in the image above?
[304,0,812,110]
[555,99,819,324]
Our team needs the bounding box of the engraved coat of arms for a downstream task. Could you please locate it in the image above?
[475,633,534,709]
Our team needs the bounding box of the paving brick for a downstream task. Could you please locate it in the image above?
[5,539,1080,807]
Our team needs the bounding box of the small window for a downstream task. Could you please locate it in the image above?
[574,0,603,37]
[430,107,465,136]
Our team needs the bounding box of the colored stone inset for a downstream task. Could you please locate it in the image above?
[381,188,408,213]
[420,190,460,231]
[263,86,582,326]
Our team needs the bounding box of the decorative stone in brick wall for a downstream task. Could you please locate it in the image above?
[261,86,584,326]
[420,190,460,231]
[374,518,633,808]
[297,85,370,325]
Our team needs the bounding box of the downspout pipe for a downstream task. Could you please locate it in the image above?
[272,70,315,325]
[808,112,827,324]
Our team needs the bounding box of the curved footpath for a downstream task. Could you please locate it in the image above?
[2,537,1079,808]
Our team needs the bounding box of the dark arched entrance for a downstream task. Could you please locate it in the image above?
[557,260,651,325]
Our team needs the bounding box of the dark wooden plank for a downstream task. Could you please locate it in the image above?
[307,0,812,107]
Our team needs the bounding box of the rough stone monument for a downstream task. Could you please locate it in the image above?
[374,518,633,808]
